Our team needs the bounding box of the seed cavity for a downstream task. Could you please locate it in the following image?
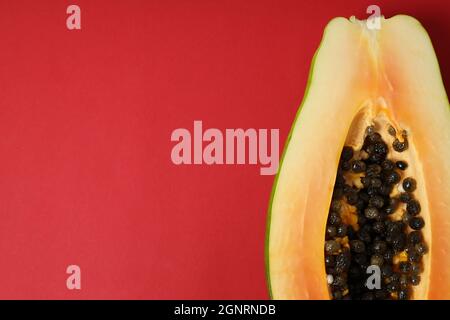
[325,125,427,300]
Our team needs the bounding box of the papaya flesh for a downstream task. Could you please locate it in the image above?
[266,15,450,300]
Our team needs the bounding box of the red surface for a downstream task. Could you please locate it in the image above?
[0,0,448,299]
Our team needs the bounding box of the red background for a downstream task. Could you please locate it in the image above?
[0,0,448,299]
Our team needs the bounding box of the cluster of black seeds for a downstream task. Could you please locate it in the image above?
[325,126,428,300]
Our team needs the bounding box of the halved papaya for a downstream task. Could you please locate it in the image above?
[266,15,450,300]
